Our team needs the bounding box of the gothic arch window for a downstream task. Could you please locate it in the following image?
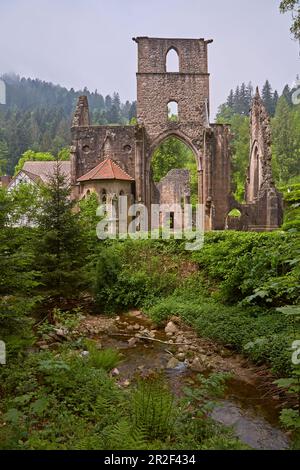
[119,190,124,196]
[112,194,118,214]
[167,101,178,121]
[225,209,242,230]
[253,147,259,197]
[166,48,179,72]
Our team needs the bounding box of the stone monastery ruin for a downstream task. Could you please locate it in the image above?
[70,37,283,231]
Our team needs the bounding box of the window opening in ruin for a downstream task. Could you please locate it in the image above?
[168,101,178,121]
[101,189,107,203]
[166,48,179,72]
[151,136,198,207]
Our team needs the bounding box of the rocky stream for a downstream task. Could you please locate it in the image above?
[70,310,291,450]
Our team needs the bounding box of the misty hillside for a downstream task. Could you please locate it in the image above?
[0,73,136,174]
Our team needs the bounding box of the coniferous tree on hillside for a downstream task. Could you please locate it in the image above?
[0,74,136,174]
[34,163,85,300]
[225,83,254,116]
[217,77,300,188]
[105,95,112,111]
[220,80,278,118]
[282,84,292,105]
[262,80,276,116]
[0,187,40,336]
[227,89,234,108]
[112,92,121,112]
[0,140,8,175]
[273,90,279,113]
[245,82,254,113]
[233,86,241,113]
[272,95,300,183]
[129,102,137,122]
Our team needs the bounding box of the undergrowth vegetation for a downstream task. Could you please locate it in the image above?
[92,232,299,376]
[0,341,246,450]
[91,239,189,313]
[1,175,300,449]
[281,183,300,232]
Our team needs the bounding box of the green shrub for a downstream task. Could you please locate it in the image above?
[85,341,122,371]
[94,246,122,313]
[93,240,185,313]
[130,376,176,440]
[192,232,300,307]
[280,183,300,232]
[146,275,297,374]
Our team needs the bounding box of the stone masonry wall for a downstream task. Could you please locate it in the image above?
[70,37,233,231]
[134,37,210,74]
[157,169,190,206]
[71,125,137,184]
[209,124,232,229]
[135,37,211,142]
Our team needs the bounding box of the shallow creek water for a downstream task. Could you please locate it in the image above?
[80,311,290,450]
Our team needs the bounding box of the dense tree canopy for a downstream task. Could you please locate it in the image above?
[217,79,300,200]
[151,137,198,205]
[151,138,195,182]
[0,74,136,175]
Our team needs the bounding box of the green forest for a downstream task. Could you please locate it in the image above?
[0,74,136,174]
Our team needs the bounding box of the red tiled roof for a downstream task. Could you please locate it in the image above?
[77,158,134,182]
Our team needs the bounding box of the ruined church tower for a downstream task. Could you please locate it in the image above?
[70,37,282,231]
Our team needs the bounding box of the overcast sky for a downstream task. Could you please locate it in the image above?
[0,0,299,118]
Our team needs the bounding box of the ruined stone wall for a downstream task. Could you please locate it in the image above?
[137,74,209,138]
[134,37,215,221]
[208,125,232,230]
[246,88,273,203]
[71,125,137,184]
[70,37,283,232]
[135,37,210,74]
[242,89,283,230]
[135,37,211,142]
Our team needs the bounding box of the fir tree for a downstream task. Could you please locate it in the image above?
[105,95,112,110]
[129,102,137,121]
[0,140,8,174]
[272,90,279,115]
[282,84,292,105]
[34,162,85,300]
[112,92,121,113]
[239,83,247,115]
[106,104,120,124]
[272,95,300,183]
[245,82,253,112]
[262,80,274,116]
[0,187,40,335]
[233,86,240,113]
[227,89,234,108]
